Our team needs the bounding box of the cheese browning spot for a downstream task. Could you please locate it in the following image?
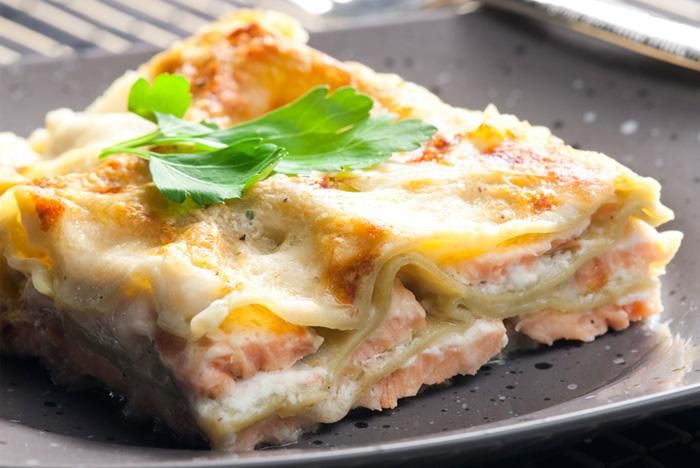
[529,192,555,214]
[91,157,151,187]
[409,133,455,164]
[31,195,65,232]
[318,218,388,304]
[487,141,601,203]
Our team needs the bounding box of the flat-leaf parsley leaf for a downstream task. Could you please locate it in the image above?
[149,142,284,205]
[102,75,437,206]
[127,74,192,122]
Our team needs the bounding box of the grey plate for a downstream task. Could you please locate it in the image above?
[1,8,699,468]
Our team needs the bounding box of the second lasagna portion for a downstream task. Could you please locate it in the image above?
[0,10,681,451]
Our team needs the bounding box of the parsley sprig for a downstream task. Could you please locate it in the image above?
[101,74,436,205]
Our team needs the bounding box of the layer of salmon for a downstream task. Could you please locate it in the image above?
[228,281,504,450]
[448,215,674,346]
[513,218,674,345]
[514,294,659,345]
[232,319,506,450]
[357,319,506,410]
[156,305,323,399]
[352,279,428,363]
[2,216,670,449]
[190,280,432,449]
[351,281,505,413]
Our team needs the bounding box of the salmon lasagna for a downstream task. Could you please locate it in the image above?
[0,10,681,450]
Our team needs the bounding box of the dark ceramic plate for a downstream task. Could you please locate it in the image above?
[1,8,699,468]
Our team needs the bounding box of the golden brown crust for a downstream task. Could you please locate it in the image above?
[317,217,388,304]
[31,194,65,232]
[145,13,353,127]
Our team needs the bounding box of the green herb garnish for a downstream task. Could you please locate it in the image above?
[102,73,437,206]
[127,74,192,122]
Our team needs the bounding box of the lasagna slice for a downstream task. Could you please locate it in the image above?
[0,10,681,450]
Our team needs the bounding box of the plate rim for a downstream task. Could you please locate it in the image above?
[7,368,698,468]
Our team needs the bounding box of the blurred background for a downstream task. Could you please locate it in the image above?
[0,0,455,64]
[1,0,700,69]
